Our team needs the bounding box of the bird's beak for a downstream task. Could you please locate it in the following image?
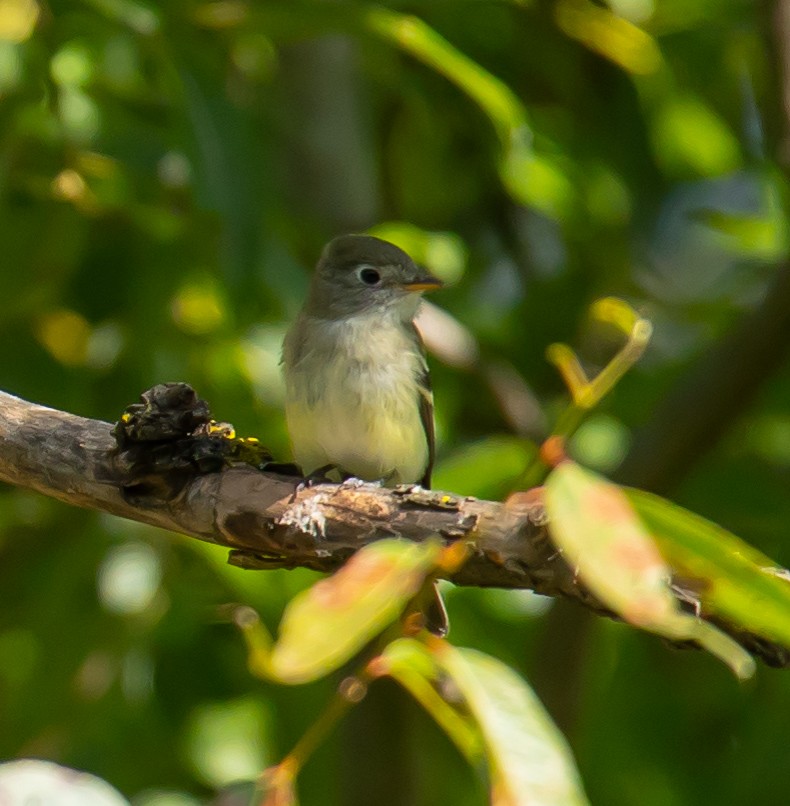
[402,274,443,293]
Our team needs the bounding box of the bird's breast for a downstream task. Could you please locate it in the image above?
[283,312,429,483]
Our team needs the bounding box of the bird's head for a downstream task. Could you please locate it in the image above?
[305,234,442,320]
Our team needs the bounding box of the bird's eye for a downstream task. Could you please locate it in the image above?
[358,267,381,286]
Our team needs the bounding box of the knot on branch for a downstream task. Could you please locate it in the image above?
[114,382,213,443]
[110,383,294,505]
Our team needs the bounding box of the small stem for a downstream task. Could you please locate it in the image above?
[546,343,589,400]
[582,318,652,408]
[515,304,652,490]
[285,677,363,771]
[257,669,376,804]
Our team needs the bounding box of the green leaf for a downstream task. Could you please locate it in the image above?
[625,488,790,649]
[268,539,442,684]
[545,462,755,679]
[650,95,741,177]
[380,638,483,764]
[691,208,787,259]
[363,7,575,219]
[435,645,589,806]
[363,7,529,146]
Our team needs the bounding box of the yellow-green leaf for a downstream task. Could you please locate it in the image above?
[435,645,589,806]
[650,95,741,177]
[545,461,754,678]
[625,488,790,649]
[269,539,442,684]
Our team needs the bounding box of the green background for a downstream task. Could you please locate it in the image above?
[1,0,789,804]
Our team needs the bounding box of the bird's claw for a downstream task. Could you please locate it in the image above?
[289,464,339,502]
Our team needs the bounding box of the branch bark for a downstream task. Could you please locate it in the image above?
[0,387,787,668]
[0,389,560,584]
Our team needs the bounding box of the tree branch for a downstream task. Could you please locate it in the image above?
[0,386,787,668]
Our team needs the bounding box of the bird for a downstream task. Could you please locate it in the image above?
[281,234,441,488]
[282,233,448,634]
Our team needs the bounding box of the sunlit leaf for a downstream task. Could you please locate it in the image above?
[650,95,741,177]
[545,462,755,678]
[269,540,442,684]
[589,296,643,337]
[379,638,483,764]
[363,7,575,219]
[555,0,662,75]
[625,488,790,648]
[435,645,589,806]
[364,7,528,145]
[692,208,787,259]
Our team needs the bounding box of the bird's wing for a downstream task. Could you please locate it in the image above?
[411,323,449,637]
[411,323,435,489]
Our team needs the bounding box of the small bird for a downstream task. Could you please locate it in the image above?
[282,234,442,488]
[282,234,447,634]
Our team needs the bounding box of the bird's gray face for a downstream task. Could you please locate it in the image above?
[305,234,442,320]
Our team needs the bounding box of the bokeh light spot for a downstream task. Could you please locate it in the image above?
[35,308,91,366]
[570,414,631,472]
[97,541,162,616]
[51,168,88,202]
[369,222,467,285]
[171,277,227,335]
[185,697,270,788]
[51,41,93,87]
[85,321,125,370]
[0,0,39,43]
[59,88,101,140]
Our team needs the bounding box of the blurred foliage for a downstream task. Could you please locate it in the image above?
[2,0,790,804]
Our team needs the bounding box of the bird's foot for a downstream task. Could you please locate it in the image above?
[289,464,339,502]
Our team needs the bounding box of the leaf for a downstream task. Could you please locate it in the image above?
[555,0,662,75]
[545,461,755,679]
[363,7,528,146]
[651,95,741,177]
[435,645,589,806]
[379,638,483,764]
[691,208,786,258]
[625,488,790,648]
[268,539,442,684]
[363,7,574,219]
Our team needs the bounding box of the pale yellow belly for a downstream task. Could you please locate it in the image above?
[283,308,430,484]
[286,395,428,484]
